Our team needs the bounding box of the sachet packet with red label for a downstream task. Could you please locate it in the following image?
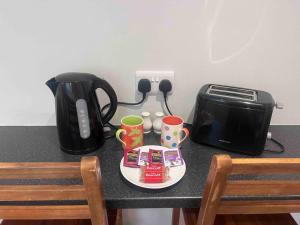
[140,164,169,183]
[123,148,140,168]
[148,149,164,165]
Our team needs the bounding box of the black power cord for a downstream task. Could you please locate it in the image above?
[101,79,151,139]
[104,122,118,140]
[101,78,151,114]
[264,137,285,153]
[159,79,173,115]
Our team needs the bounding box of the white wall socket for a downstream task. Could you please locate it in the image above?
[135,71,174,95]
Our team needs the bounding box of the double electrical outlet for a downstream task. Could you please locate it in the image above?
[135,71,174,95]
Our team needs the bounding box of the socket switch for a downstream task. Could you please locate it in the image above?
[135,71,174,95]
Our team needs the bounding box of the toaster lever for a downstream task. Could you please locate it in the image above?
[275,102,284,109]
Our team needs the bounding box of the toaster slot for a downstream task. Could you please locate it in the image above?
[209,90,254,101]
[207,85,257,102]
[210,85,254,95]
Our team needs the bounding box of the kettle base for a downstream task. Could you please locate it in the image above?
[60,144,102,155]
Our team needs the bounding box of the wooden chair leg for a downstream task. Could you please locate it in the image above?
[182,208,199,225]
[171,208,180,225]
[81,157,108,225]
[107,209,122,225]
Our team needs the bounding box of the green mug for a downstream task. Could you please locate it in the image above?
[116,115,144,149]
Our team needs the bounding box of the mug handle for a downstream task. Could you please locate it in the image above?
[178,128,190,146]
[116,129,127,147]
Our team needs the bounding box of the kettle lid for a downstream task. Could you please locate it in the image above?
[55,72,98,83]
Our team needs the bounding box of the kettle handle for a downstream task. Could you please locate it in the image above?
[93,78,118,124]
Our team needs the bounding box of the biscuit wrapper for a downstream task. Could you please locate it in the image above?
[140,164,169,183]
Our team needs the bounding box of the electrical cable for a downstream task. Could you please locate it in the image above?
[104,132,116,140]
[104,133,115,140]
[102,94,146,139]
[101,78,151,138]
[159,79,173,116]
[101,78,151,115]
[101,94,146,114]
[103,122,118,140]
[107,122,117,129]
[264,137,285,153]
[163,95,173,115]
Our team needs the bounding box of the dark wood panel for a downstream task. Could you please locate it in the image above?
[214,214,297,225]
[218,200,300,214]
[224,180,300,196]
[0,205,90,220]
[0,162,81,179]
[231,158,300,175]
[0,185,86,201]
[2,219,91,225]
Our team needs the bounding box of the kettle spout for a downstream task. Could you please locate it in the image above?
[46,77,58,95]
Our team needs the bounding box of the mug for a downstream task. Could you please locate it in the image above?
[116,115,144,149]
[161,115,189,148]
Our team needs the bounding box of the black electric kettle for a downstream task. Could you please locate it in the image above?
[46,72,117,154]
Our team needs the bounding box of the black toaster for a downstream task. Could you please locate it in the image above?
[191,84,275,155]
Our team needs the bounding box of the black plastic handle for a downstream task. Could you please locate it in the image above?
[93,77,118,125]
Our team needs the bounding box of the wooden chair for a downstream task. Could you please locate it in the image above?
[173,155,299,225]
[0,156,121,225]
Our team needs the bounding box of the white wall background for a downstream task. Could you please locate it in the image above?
[0,0,299,126]
[1,1,300,224]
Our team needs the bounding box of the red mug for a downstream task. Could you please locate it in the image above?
[116,115,144,149]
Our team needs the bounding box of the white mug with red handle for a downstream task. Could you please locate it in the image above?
[160,115,189,148]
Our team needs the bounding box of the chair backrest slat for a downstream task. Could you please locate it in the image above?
[0,156,107,225]
[0,162,81,179]
[224,180,300,196]
[0,205,90,220]
[197,155,300,225]
[218,200,300,214]
[231,158,300,175]
[0,185,86,201]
